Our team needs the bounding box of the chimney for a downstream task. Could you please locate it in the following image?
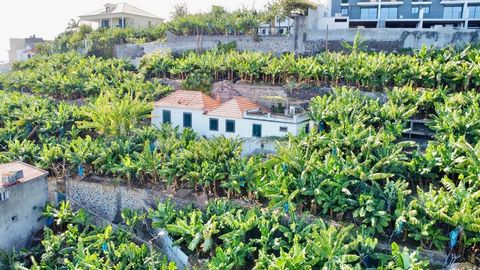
[0,170,23,185]
[215,94,221,103]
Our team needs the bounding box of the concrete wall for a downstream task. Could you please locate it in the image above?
[116,33,295,60]
[116,27,480,61]
[0,177,48,250]
[300,27,480,53]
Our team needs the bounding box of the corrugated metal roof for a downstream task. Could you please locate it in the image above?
[207,97,260,119]
[0,161,47,187]
[154,90,220,112]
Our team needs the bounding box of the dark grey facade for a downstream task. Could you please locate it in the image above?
[330,0,480,28]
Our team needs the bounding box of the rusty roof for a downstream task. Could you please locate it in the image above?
[207,97,260,119]
[0,161,48,187]
[154,90,220,112]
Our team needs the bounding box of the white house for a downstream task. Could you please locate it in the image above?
[152,90,309,154]
[79,3,164,29]
[258,16,295,36]
[0,162,48,250]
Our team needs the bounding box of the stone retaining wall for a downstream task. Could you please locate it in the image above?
[115,28,480,61]
[66,177,201,223]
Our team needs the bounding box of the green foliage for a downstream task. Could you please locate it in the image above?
[139,46,480,92]
[151,199,428,269]
[1,52,171,100]
[2,202,176,269]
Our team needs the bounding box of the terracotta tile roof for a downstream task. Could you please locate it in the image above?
[154,90,220,112]
[208,97,260,119]
[0,161,48,187]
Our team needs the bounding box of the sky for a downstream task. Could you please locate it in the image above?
[0,0,272,62]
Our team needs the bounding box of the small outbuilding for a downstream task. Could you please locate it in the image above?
[0,162,48,250]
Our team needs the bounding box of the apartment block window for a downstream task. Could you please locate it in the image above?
[209,118,219,131]
[360,8,378,19]
[424,6,430,14]
[443,6,463,19]
[252,124,262,137]
[341,7,349,16]
[412,6,419,14]
[469,5,480,19]
[226,120,235,133]
[279,126,288,132]
[380,7,398,19]
[162,110,171,124]
[183,112,192,128]
[341,0,349,3]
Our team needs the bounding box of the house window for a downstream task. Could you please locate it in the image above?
[341,7,349,16]
[226,120,235,133]
[209,118,219,131]
[101,19,110,28]
[162,110,171,124]
[444,6,463,19]
[380,7,398,19]
[305,123,310,133]
[0,191,8,202]
[183,112,192,128]
[252,124,262,137]
[118,18,126,28]
[469,5,480,19]
[360,8,378,19]
[279,126,288,132]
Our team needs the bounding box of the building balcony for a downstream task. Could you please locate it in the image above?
[411,0,433,5]
[357,0,404,6]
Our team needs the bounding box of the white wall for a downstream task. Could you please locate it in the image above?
[85,15,163,30]
[0,177,48,250]
[152,106,308,154]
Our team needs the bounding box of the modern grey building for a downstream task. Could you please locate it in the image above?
[328,0,480,28]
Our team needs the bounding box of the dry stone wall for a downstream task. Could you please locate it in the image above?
[66,178,202,222]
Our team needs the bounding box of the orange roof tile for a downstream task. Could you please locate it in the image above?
[208,97,259,119]
[154,90,220,112]
[0,161,48,187]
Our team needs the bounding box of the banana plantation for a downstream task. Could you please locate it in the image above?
[139,45,480,92]
[0,46,479,268]
[0,201,176,269]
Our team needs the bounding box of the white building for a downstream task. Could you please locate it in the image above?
[306,5,350,30]
[8,35,44,63]
[0,162,48,250]
[258,16,296,35]
[152,90,309,154]
[79,3,165,29]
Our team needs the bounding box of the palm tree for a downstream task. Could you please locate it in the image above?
[66,18,80,32]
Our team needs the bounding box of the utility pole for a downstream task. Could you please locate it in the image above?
[325,24,329,52]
